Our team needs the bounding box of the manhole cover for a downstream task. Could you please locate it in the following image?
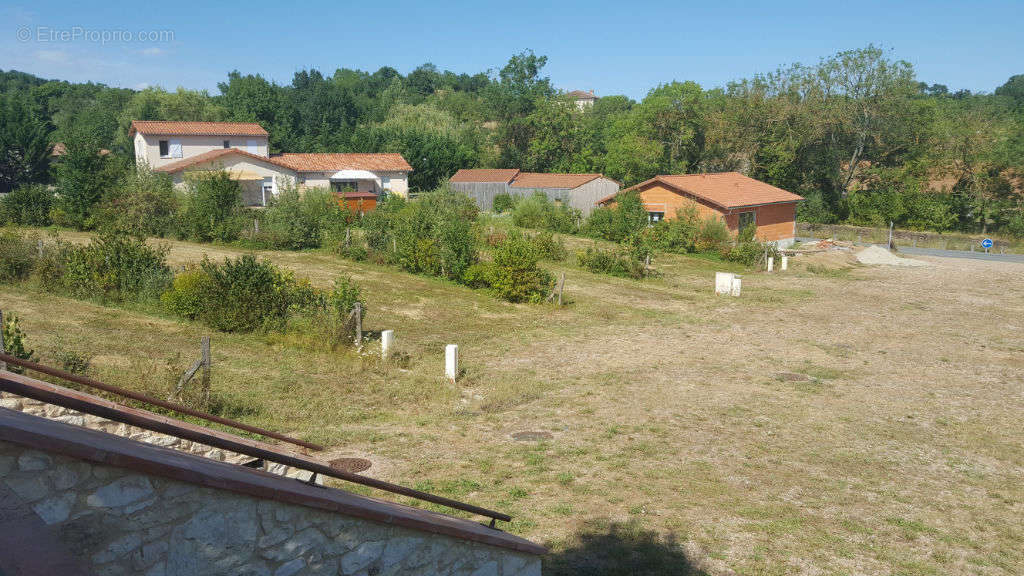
[330,457,372,474]
[776,372,812,382]
[511,431,553,441]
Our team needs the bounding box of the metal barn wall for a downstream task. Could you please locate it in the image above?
[451,181,511,211]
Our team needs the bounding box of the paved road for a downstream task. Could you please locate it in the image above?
[795,237,1024,264]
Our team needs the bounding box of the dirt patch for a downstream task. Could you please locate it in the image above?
[775,372,812,382]
[855,245,930,267]
[511,431,554,441]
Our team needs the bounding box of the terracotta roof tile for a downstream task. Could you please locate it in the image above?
[605,173,803,209]
[271,153,412,172]
[566,90,597,99]
[130,121,268,137]
[449,169,520,183]
[153,148,290,174]
[511,172,603,189]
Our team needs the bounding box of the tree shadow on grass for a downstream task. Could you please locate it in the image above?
[544,520,711,576]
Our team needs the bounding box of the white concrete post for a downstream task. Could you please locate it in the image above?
[445,344,459,381]
[766,257,774,272]
[781,256,788,271]
[715,272,735,295]
[730,277,742,297]
[381,330,394,358]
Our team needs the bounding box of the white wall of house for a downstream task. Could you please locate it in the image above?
[135,133,269,168]
[168,157,296,189]
[299,170,410,196]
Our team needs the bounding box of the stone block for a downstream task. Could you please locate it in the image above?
[88,476,154,508]
[274,558,305,576]
[18,450,53,471]
[32,491,76,524]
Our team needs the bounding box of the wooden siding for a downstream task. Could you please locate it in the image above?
[609,182,797,242]
[456,177,619,216]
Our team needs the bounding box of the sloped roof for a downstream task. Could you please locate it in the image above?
[130,121,268,137]
[449,168,520,183]
[603,172,803,209]
[511,172,604,189]
[152,148,291,174]
[271,153,413,172]
[566,90,597,100]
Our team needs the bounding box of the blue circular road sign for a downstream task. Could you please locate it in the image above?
[981,238,993,249]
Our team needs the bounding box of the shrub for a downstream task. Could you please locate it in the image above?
[36,233,172,302]
[95,167,178,238]
[0,229,38,282]
[487,231,555,303]
[512,192,580,233]
[695,216,730,253]
[642,205,701,253]
[582,191,648,242]
[177,171,245,242]
[372,188,479,279]
[529,230,568,261]
[1,311,37,373]
[0,184,53,226]
[721,224,780,267]
[248,186,347,250]
[576,245,648,279]
[160,255,355,334]
[493,193,516,214]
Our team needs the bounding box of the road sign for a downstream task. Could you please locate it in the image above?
[981,238,993,249]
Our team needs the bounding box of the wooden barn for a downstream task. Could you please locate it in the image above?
[598,172,804,247]
[449,169,619,216]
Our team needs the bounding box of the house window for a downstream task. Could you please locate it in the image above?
[648,211,665,223]
[159,140,169,157]
[223,140,230,149]
[331,181,359,193]
[261,177,274,206]
[381,176,391,190]
[738,211,756,232]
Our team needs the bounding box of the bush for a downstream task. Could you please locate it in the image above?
[160,254,356,334]
[486,231,555,303]
[512,192,580,233]
[0,229,39,282]
[94,167,178,238]
[582,191,648,242]
[528,230,568,261]
[576,245,648,279]
[0,184,53,225]
[177,171,245,242]
[642,205,701,253]
[721,224,780,267]
[248,186,348,250]
[493,193,516,214]
[36,233,172,302]
[695,216,730,253]
[1,311,37,373]
[366,188,479,279]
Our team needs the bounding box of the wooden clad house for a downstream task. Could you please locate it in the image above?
[598,172,804,247]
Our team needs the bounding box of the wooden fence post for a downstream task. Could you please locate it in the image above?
[353,302,362,345]
[557,273,565,306]
[0,310,6,372]
[200,336,211,406]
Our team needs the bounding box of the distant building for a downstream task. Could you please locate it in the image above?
[450,168,619,216]
[129,121,412,209]
[598,172,804,247]
[566,90,598,110]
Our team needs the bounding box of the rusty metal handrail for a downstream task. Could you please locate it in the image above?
[0,353,322,452]
[0,369,512,524]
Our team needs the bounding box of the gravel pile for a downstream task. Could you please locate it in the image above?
[855,245,930,267]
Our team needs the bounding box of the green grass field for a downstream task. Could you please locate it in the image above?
[2,227,1022,575]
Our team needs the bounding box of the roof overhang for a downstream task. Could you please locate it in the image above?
[330,169,380,181]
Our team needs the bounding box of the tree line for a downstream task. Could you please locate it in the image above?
[1,46,1022,235]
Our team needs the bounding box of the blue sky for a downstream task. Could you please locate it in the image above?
[2,0,1022,100]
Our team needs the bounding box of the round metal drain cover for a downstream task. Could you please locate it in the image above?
[511,431,553,441]
[330,457,372,473]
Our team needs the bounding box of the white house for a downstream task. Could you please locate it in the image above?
[130,121,412,207]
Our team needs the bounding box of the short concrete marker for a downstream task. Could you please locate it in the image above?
[766,256,774,272]
[730,277,742,297]
[781,255,789,271]
[445,344,459,382]
[381,330,394,358]
[715,272,735,295]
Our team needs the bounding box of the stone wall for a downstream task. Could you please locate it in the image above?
[0,439,541,575]
[0,391,316,482]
